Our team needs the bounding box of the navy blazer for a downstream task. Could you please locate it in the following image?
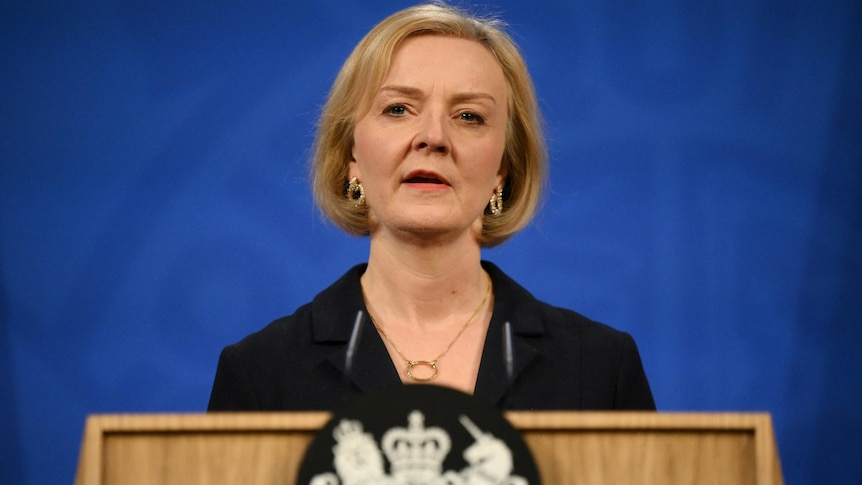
[208,262,655,411]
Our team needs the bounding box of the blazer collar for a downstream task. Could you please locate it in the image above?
[474,261,544,406]
[309,262,546,407]
[310,264,402,393]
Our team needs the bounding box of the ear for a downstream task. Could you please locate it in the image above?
[348,158,361,181]
[494,172,505,188]
[495,158,508,188]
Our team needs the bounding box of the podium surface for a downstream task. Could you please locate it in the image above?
[75,411,782,485]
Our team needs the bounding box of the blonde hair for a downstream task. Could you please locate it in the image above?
[312,2,546,247]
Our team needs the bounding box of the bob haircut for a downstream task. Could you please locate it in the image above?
[312,2,546,247]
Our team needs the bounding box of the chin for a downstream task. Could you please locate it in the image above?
[374,208,483,243]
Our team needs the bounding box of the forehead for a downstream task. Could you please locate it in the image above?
[380,35,507,96]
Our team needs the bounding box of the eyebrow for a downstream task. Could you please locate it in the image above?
[378,84,498,105]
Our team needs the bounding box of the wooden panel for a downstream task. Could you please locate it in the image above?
[75,412,783,485]
[75,413,329,485]
[521,429,754,484]
[103,432,311,485]
[506,412,781,485]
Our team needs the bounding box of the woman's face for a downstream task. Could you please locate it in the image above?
[350,35,508,243]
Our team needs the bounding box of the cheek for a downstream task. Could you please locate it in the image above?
[351,123,371,161]
[467,138,507,181]
[350,125,377,179]
[352,123,393,168]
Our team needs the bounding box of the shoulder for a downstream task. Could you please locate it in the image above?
[216,303,315,385]
[540,302,636,348]
[219,262,369,371]
[483,260,633,344]
[229,304,311,350]
[209,264,368,411]
[521,296,642,381]
[481,261,655,409]
[224,263,368,358]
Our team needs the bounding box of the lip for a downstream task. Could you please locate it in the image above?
[401,170,451,187]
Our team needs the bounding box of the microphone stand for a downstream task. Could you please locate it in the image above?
[342,310,365,404]
[502,321,515,409]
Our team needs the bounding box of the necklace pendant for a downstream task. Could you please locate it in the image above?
[406,360,438,382]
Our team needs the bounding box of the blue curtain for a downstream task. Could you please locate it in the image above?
[1,1,860,483]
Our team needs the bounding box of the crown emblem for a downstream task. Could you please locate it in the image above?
[381,410,451,481]
[330,419,387,482]
[307,408,530,484]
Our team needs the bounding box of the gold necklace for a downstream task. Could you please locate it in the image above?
[367,275,492,382]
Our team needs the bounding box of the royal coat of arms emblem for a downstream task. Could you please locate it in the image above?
[297,386,540,485]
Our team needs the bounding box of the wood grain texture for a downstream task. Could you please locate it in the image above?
[75,412,783,485]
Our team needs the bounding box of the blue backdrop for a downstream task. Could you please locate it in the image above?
[2,1,860,483]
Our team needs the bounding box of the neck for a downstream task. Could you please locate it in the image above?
[361,232,487,327]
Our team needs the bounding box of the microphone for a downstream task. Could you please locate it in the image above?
[503,321,515,409]
[345,310,365,376]
[503,321,514,382]
[342,310,365,402]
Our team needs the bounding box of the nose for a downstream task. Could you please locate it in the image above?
[413,113,450,155]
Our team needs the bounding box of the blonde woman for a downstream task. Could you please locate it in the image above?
[209,3,654,411]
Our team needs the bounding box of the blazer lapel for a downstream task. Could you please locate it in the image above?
[474,261,545,407]
[311,265,401,393]
[324,314,402,393]
[474,316,540,406]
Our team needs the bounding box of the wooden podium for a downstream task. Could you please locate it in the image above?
[75,412,783,484]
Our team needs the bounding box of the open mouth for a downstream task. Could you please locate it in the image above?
[403,171,449,185]
[405,175,444,184]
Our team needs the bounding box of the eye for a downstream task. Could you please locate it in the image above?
[384,104,408,116]
[459,111,485,124]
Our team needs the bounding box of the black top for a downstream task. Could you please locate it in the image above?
[208,261,655,411]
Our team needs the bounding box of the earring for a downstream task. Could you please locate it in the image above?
[346,176,365,207]
[488,185,504,216]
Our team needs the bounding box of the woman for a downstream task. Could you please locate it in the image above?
[208,3,654,411]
